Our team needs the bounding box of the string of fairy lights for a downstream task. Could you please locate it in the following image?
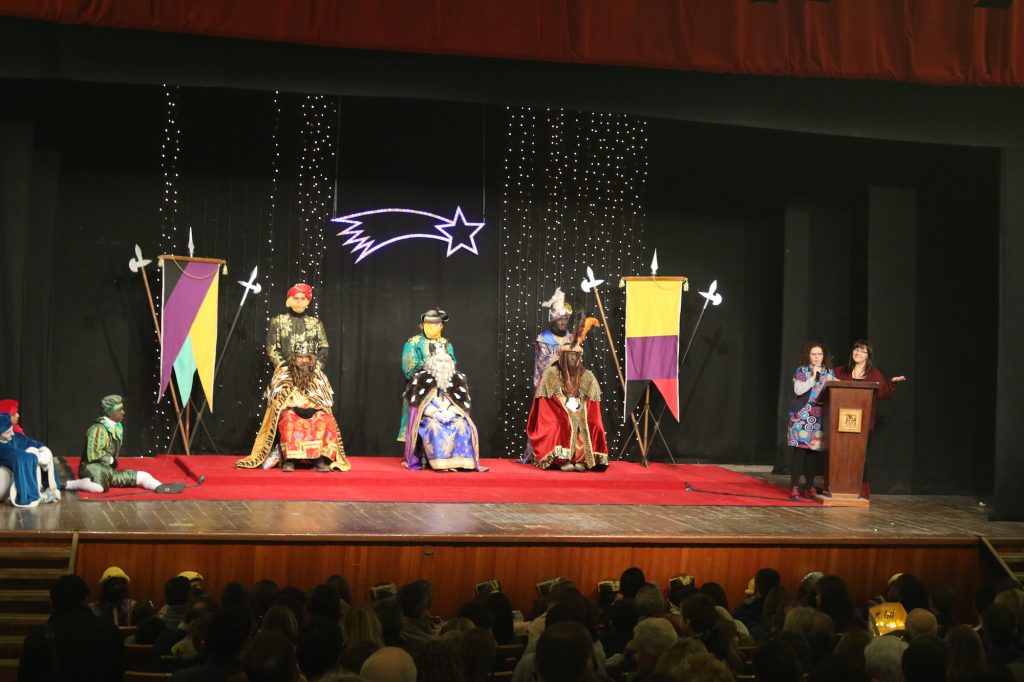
[256,90,282,404]
[498,106,648,457]
[296,94,337,314]
[149,84,183,453]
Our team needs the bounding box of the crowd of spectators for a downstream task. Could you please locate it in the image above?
[15,564,1024,682]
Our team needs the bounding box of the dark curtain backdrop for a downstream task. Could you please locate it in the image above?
[2,1,1023,87]
[0,78,1001,494]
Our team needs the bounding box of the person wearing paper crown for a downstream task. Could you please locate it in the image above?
[238,284,350,472]
[526,313,609,472]
[397,308,457,443]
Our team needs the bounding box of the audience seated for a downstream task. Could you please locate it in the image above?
[25,563,1024,682]
[170,605,251,681]
[18,573,125,681]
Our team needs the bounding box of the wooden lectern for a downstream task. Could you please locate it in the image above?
[819,380,877,508]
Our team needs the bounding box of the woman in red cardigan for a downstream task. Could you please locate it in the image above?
[832,339,906,497]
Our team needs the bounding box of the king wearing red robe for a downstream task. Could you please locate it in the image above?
[526,340,609,472]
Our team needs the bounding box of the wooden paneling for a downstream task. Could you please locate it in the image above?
[75,539,981,621]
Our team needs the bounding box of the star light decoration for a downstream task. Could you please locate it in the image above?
[330,206,485,262]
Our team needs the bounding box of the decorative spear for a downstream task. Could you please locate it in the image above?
[129,244,191,454]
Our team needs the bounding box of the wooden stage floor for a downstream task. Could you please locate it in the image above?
[1,466,1021,543]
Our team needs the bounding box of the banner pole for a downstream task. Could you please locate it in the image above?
[137,265,191,455]
[592,286,646,457]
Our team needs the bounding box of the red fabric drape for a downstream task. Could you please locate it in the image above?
[1,1,1021,87]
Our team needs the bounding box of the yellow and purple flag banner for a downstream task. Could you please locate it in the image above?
[625,279,683,421]
[160,257,221,411]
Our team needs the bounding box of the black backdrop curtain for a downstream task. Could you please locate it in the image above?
[0,78,1002,496]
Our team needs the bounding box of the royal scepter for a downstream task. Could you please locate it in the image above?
[186,266,261,452]
[581,266,647,456]
[129,244,191,454]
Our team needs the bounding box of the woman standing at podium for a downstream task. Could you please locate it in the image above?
[833,339,906,497]
[787,341,835,500]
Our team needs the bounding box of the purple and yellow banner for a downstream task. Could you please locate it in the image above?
[625,279,683,421]
[160,258,221,411]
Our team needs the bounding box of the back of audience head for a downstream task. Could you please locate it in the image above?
[273,586,307,624]
[342,604,384,647]
[397,579,433,620]
[339,640,381,675]
[805,610,836,664]
[440,617,474,639]
[901,633,950,682]
[833,628,870,669]
[164,575,192,607]
[619,567,647,600]
[896,577,931,614]
[457,627,496,682]
[309,583,342,622]
[206,605,253,658]
[755,568,782,598]
[414,639,464,682]
[606,598,639,634]
[372,597,404,644]
[797,572,824,607]
[360,645,417,682]
[698,582,729,610]
[905,607,938,639]
[669,651,734,682]
[636,583,667,618]
[654,636,708,677]
[547,592,598,641]
[535,621,593,682]
[242,629,299,682]
[982,602,1018,647]
[298,617,344,681]
[262,604,300,645]
[185,595,218,624]
[814,575,858,631]
[250,579,280,624]
[134,615,168,644]
[752,637,803,682]
[220,581,249,610]
[326,574,354,608]
[629,617,678,675]
[863,635,907,682]
[681,594,718,634]
[484,591,515,644]
[455,599,494,631]
[50,574,89,612]
[945,624,986,681]
[131,599,156,624]
[667,574,699,609]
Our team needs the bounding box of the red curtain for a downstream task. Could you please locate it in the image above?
[1,0,1021,87]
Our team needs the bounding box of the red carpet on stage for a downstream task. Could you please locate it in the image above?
[64,456,817,506]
